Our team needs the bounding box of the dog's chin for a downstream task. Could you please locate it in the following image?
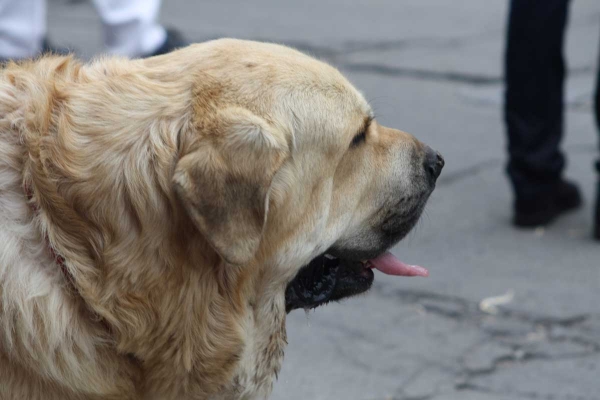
[285,253,375,313]
[285,209,427,313]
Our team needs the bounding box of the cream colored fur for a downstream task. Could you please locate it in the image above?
[0,39,425,399]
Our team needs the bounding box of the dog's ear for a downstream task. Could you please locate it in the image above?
[173,107,288,266]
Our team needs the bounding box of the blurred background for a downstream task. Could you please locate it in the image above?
[43,0,600,398]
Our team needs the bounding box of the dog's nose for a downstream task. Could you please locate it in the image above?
[424,146,444,181]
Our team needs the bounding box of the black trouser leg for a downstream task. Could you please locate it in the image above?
[595,34,600,173]
[505,0,570,201]
[594,31,600,239]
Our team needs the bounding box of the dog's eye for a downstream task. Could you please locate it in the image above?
[350,116,373,148]
[350,131,367,148]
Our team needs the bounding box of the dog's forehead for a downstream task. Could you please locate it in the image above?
[194,39,372,143]
[274,76,370,154]
[193,39,371,111]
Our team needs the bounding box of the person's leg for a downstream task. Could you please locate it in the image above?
[595,43,600,134]
[0,0,46,60]
[594,36,600,239]
[90,0,167,58]
[504,0,580,226]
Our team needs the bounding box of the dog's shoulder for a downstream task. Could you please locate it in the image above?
[0,56,140,400]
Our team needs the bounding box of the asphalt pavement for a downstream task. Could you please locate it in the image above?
[47,1,600,399]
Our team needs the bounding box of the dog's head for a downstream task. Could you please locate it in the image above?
[171,39,443,311]
[7,39,443,399]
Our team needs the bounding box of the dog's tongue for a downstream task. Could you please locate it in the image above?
[368,252,429,277]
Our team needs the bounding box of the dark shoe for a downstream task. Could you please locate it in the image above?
[513,180,582,227]
[41,38,73,56]
[142,28,189,58]
[1,38,72,63]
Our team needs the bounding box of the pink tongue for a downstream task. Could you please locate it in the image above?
[368,252,429,277]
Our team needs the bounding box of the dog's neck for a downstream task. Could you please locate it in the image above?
[224,269,288,398]
[11,54,289,399]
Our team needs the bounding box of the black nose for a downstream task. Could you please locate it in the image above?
[424,146,444,181]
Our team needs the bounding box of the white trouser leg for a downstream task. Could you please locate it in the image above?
[0,0,46,59]
[90,0,166,57]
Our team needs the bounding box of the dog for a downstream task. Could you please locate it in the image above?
[0,39,443,399]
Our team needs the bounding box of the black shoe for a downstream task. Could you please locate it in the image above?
[41,38,73,56]
[142,28,189,58]
[1,38,72,63]
[513,180,582,228]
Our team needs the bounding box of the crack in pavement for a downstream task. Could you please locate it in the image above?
[338,63,595,85]
[340,63,502,85]
[373,285,599,346]
[371,285,600,398]
[455,382,600,400]
[433,143,597,188]
[236,38,507,85]
[195,35,490,59]
[186,36,471,62]
[436,159,503,187]
[257,39,596,85]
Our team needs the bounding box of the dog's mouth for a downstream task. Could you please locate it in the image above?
[285,251,428,313]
